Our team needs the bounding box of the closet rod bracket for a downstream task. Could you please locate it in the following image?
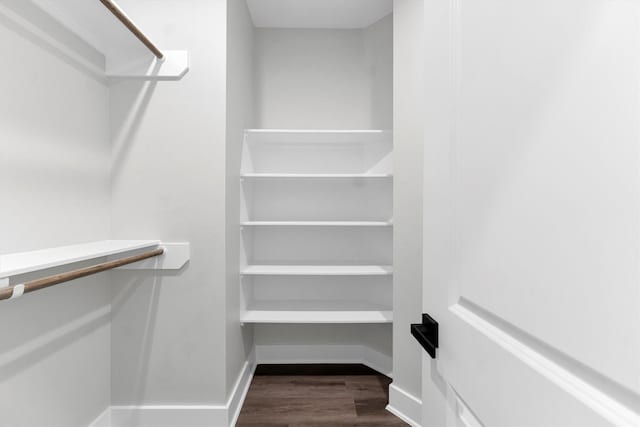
[114,242,190,270]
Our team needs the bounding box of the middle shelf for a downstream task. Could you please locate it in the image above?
[241,300,393,324]
[242,265,393,276]
[241,173,393,179]
[241,310,393,324]
[241,221,392,227]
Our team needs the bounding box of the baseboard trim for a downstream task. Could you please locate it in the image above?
[386,383,422,427]
[88,346,393,427]
[88,408,111,427]
[108,405,228,427]
[88,356,256,427]
[255,344,393,377]
[227,353,256,426]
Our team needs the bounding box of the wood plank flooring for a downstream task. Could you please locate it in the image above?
[236,364,409,427]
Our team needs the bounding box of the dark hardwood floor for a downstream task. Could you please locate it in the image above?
[236,364,409,427]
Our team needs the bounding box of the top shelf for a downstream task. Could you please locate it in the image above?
[0,240,160,278]
[3,0,188,80]
[244,129,392,144]
[242,129,393,175]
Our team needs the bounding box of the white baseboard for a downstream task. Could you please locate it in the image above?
[227,352,256,426]
[92,405,227,427]
[88,356,256,427]
[88,408,111,427]
[255,344,393,377]
[386,383,422,427]
[89,345,393,427]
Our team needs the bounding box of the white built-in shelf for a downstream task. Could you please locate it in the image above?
[241,221,392,227]
[242,265,393,276]
[244,129,392,143]
[241,310,392,324]
[245,129,391,134]
[239,128,393,327]
[241,301,393,324]
[2,1,189,80]
[241,129,392,176]
[0,240,160,278]
[241,173,392,179]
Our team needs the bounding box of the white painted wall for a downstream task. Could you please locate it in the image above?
[418,0,452,422]
[253,15,392,129]
[366,14,394,130]
[225,0,255,402]
[390,0,424,416]
[253,323,392,373]
[0,6,111,426]
[109,0,230,408]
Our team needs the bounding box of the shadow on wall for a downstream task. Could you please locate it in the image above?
[110,273,163,419]
[0,264,112,383]
[0,260,178,387]
[0,0,106,83]
[110,80,159,184]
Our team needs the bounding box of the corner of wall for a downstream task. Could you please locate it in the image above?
[392,0,425,408]
[225,0,256,405]
[387,383,423,427]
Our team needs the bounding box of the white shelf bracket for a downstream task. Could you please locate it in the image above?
[107,50,190,81]
[115,242,190,270]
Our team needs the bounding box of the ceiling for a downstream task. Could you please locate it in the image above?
[246,0,393,29]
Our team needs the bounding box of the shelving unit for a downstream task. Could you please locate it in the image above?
[240,129,393,324]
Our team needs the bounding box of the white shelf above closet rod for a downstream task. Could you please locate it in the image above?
[0,248,162,302]
[0,240,191,277]
[0,240,190,301]
[3,0,189,80]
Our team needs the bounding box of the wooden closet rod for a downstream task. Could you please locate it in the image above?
[0,248,164,302]
[98,0,164,59]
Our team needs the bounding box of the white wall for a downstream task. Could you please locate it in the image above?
[419,0,451,421]
[390,0,424,410]
[0,4,111,426]
[253,323,392,372]
[366,14,394,130]
[225,0,255,401]
[109,0,230,408]
[253,15,392,129]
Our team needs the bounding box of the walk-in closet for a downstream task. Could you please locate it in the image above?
[3,0,639,426]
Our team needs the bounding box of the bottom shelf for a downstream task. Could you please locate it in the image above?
[241,300,393,324]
